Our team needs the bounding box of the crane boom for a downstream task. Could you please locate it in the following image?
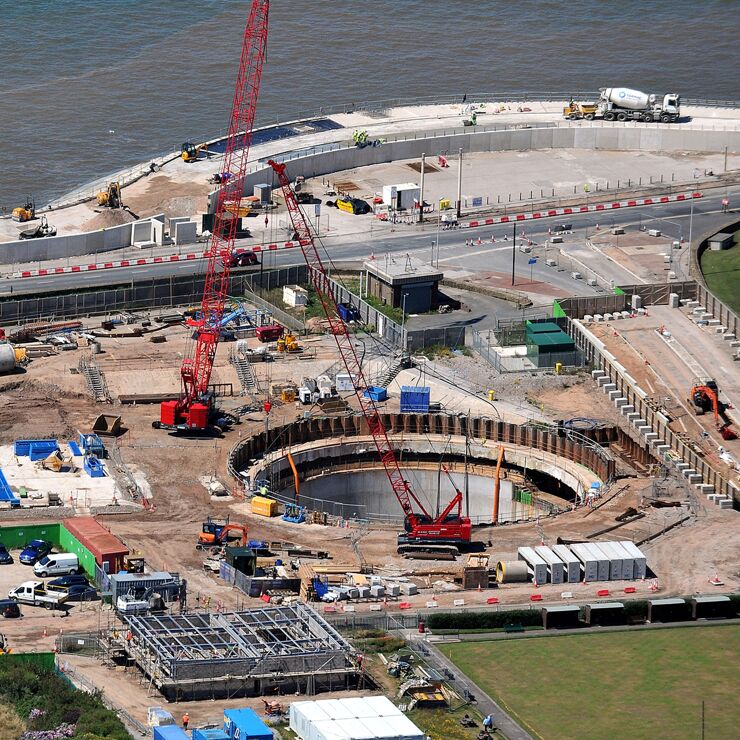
[160,0,269,431]
[269,159,472,549]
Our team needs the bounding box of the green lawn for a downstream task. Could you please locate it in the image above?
[700,235,740,314]
[440,625,740,740]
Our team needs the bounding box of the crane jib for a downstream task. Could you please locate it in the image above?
[159,1,270,431]
[268,157,478,548]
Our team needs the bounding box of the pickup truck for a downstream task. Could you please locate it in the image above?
[9,581,69,610]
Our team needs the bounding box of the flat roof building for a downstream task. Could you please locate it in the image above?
[364,256,443,314]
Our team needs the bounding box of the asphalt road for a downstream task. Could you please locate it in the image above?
[3,191,735,298]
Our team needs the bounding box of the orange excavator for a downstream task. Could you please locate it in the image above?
[689,379,737,440]
[196,523,248,550]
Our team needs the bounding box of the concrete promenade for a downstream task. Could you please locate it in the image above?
[2,99,739,247]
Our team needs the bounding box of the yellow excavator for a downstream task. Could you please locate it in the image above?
[181,141,209,163]
[96,182,122,208]
[12,197,35,222]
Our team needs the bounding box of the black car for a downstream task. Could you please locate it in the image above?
[0,599,21,618]
[0,545,13,565]
[64,584,98,602]
[47,574,89,590]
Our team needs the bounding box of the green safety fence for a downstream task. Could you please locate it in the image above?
[552,300,567,318]
[0,523,61,550]
[0,523,95,577]
[1,653,56,671]
[514,489,533,505]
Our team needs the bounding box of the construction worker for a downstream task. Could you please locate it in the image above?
[182,713,190,730]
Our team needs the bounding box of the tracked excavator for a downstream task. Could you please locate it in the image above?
[689,379,737,440]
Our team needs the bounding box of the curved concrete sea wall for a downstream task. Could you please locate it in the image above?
[231,123,740,207]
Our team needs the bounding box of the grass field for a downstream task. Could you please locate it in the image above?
[700,235,740,314]
[440,625,740,740]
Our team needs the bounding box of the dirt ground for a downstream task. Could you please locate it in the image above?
[1,312,738,717]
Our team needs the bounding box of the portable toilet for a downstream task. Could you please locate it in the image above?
[224,708,273,740]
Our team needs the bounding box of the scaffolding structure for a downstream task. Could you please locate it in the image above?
[105,605,360,700]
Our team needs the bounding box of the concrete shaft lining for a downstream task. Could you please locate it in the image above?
[244,433,601,525]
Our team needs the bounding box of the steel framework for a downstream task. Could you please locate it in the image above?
[123,605,353,683]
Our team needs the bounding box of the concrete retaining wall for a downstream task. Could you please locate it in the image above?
[0,215,164,266]
[228,124,740,210]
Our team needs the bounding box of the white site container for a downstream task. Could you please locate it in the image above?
[610,541,636,580]
[517,546,548,585]
[290,697,423,740]
[593,541,624,580]
[618,540,647,579]
[584,542,611,581]
[551,544,582,583]
[534,546,565,584]
[568,543,598,583]
[335,372,355,392]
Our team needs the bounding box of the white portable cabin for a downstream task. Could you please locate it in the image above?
[290,696,424,740]
[618,540,647,579]
[551,544,582,582]
[593,541,624,580]
[583,542,611,581]
[568,543,599,583]
[610,541,636,580]
[517,546,548,585]
[534,546,565,584]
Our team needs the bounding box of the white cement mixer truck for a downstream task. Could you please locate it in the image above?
[598,87,680,123]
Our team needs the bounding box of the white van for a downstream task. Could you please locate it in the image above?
[33,553,80,578]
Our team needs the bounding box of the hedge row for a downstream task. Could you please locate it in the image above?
[426,595,739,632]
[427,609,542,630]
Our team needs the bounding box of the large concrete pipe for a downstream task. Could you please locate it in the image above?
[496,560,529,583]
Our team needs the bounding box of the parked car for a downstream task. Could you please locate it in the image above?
[0,599,21,618]
[19,540,53,565]
[33,553,80,578]
[63,584,98,602]
[0,545,13,565]
[47,574,89,590]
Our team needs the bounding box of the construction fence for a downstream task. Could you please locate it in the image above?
[557,281,697,319]
[0,265,307,324]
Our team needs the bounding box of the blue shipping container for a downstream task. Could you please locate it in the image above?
[224,708,273,740]
[363,386,387,402]
[153,726,190,740]
[193,729,229,740]
[400,386,430,413]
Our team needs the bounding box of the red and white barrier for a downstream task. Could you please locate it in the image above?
[459,191,702,230]
[13,240,306,279]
